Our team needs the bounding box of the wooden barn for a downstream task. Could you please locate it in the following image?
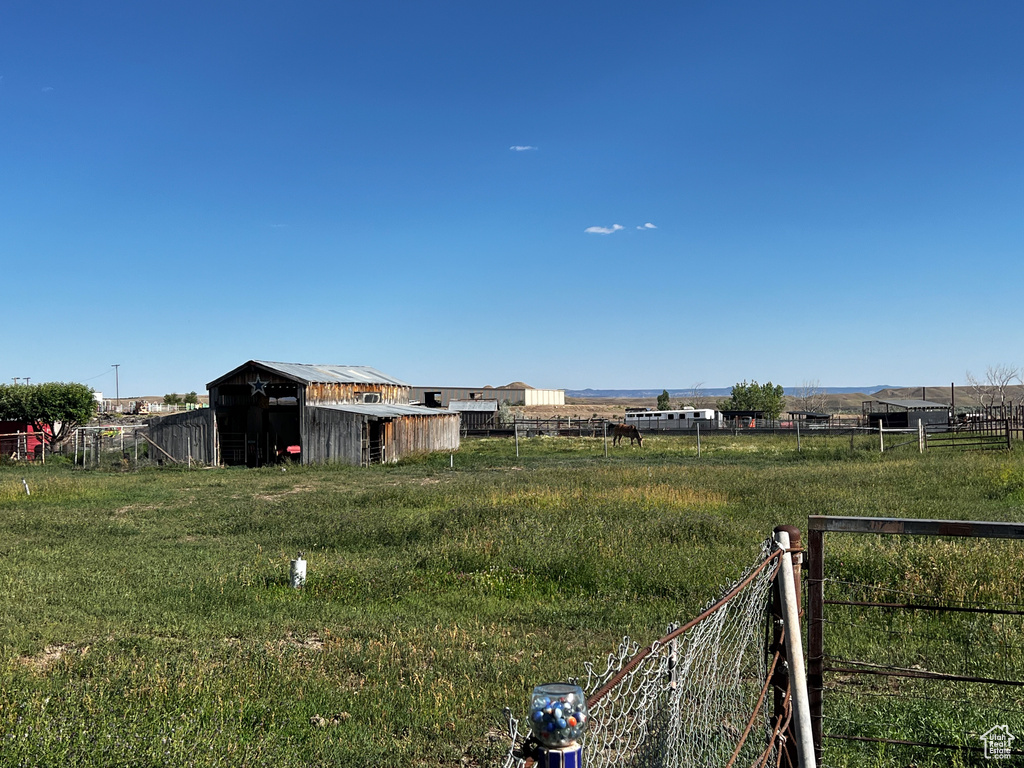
[149,360,460,467]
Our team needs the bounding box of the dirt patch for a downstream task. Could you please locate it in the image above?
[275,632,325,651]
[253,484,315,502]
[113,504,161,516]
[17,643,80,673]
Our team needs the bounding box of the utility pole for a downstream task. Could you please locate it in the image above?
[112,364,120,411]
[12,378,19,384]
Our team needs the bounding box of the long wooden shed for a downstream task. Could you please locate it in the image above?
[150,360,460,467]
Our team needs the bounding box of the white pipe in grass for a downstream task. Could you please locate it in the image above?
[290,556,307,588]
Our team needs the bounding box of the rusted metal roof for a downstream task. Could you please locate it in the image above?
[311,403,456,418]
[209,360,410,389]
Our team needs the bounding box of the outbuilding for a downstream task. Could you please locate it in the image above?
[411,382,564,408]
[149,360,460,467]
[862,398,950,430]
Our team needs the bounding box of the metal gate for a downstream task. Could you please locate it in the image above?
[806,516,1024,764]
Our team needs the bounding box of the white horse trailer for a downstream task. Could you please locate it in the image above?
[625,408,722,430]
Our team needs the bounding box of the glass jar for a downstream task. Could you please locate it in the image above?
[529,683,588,748]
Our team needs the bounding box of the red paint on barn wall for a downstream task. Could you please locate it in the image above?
[0,421,52,459]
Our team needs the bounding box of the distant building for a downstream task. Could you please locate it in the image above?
[149,360,459,467]
[862,398,950,430]
[411,382,564,408]
[447,399,500,431]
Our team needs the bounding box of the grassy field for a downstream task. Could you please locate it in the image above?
[1,433,1022,767]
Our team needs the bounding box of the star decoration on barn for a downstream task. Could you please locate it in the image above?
[249,376,267,396]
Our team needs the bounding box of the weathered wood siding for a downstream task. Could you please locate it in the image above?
[303,406,364,465]
[148,409,215,464]
[303,407,460,465]
[306,382,410,406]
[392,413,460,458]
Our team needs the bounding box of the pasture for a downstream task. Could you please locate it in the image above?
[1,433,1022,767]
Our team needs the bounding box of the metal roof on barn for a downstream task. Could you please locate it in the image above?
[208,360,411,389]
[872,399,948,410]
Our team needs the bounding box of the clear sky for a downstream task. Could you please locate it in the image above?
[3,2,1023,397]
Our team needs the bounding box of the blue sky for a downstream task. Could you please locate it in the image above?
[2,2,1023,397]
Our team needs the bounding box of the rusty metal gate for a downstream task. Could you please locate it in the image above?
[806,516,1024,765]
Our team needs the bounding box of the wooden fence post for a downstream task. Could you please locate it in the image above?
[806,523,825,767]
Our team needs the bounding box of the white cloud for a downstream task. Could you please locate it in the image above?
[41,86,54,93]
[636,222,657,230]
[585,224,624,235]
[509,145,537,151]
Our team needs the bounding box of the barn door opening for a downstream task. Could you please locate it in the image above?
[362,420,385,465]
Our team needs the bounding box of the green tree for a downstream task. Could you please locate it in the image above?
[657,389,671,411]
[163,393,183,405]
[0,382,97,446]
[0,384,33,423]
[183,391,199,405]
[718,380,786,420]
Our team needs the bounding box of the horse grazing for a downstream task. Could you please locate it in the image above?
[611,423,643,447]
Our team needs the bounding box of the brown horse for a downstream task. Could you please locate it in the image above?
[611,423,643,446]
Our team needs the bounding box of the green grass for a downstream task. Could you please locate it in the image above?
[1,434,1022,766]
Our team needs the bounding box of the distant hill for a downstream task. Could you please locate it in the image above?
[563,385,1020,415]
[565,386,897,399]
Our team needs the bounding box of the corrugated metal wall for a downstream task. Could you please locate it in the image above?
[411,386,564,407]
[523,389,565,406]
[148,409,215,464]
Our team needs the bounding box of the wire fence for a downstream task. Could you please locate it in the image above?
[499,540,795,768]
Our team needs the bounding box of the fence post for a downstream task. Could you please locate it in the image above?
[918,420,925,453]
[878,422,884,453]
[770,569,792,767]
[796,418,802,453]
[774,528,817,768]
[1007,419,1012,450]
[696,422,701,458]
[603,422,608,458]
[772,526,803,767]
[806,524,825,766]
